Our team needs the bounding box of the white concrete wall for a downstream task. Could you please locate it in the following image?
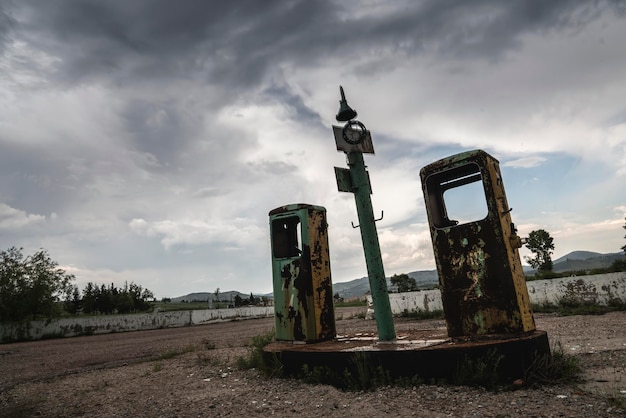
[191,306,273,324]
[369,272,626,315]
[386,289,444,314]
[1,306,274,342]
[525,272,626,305]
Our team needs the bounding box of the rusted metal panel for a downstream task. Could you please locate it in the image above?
[269,204,336,342]
[420,150,535,337]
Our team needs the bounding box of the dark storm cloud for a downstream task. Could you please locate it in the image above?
[121,99,188,165]
[261,81,322,125]
[0,2,15,54]
[5,0,623,91]
[0,142,73,214]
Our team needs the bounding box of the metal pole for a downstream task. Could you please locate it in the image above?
[347,151,396,341]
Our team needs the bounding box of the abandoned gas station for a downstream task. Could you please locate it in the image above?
[263,87,550,381]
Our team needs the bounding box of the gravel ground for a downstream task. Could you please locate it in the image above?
[0,308,625,417]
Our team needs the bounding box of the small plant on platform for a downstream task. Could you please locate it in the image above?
[236,331,282,376]
[523,342,581,385]
[453,349,504,388]
[300,352,393,391]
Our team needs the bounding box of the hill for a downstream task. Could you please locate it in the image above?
[531,251,624,274]
[333,270,438,300]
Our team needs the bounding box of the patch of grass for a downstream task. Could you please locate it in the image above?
[300,352,393,391]
[523,342,582,385]
[334,300,367,308]
[0,396,44,417]
[532,298,626,316]
[158,349,179,360]
[202,339,217,350]
[153,362,162,372]
[235,331,281,376]
[196,353,221,366]
[156,344,196,361]
[453,349,504,388]
[398,309,445,320]
[605,392,626,411]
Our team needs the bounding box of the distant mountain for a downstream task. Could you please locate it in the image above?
[552,251,603,264]
[538,251,624,274]
[332,277,372,299]
[333,270,439,300]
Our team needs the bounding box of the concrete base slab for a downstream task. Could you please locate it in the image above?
[264,329,550,382]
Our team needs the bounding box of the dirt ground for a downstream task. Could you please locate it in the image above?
[1,308,625,417]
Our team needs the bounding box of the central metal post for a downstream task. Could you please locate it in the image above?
[333,86,395,341]
[347,152,396,341]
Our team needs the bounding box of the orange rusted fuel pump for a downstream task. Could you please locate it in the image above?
[268,204,336,342]
[420,150,535,337]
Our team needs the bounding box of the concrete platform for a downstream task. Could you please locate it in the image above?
[264,329,550,382]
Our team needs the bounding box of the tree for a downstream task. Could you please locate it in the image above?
[524,229,555,274]
[390,273,418,293]
[0,247,75,322]
[81,282,98,314]
[622,217,626,256]
[63,285,81,315]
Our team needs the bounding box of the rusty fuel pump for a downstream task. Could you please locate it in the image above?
[420,149,536,337]
[269,204,336,342]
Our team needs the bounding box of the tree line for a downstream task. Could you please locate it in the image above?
[64,281,154,315]
[0,246,154,323]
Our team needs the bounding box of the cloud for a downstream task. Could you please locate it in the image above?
[0,203,46,229]
[503,156,547,168]
[129,217,265,250]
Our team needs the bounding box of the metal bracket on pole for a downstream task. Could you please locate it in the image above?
[351,211,384,228]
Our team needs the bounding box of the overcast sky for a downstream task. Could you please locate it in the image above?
[1,0,625,298]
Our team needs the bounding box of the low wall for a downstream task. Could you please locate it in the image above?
[369,272,626,315]
[1,306,274,342]
[191,306,273,324]
[525,272,626,305]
